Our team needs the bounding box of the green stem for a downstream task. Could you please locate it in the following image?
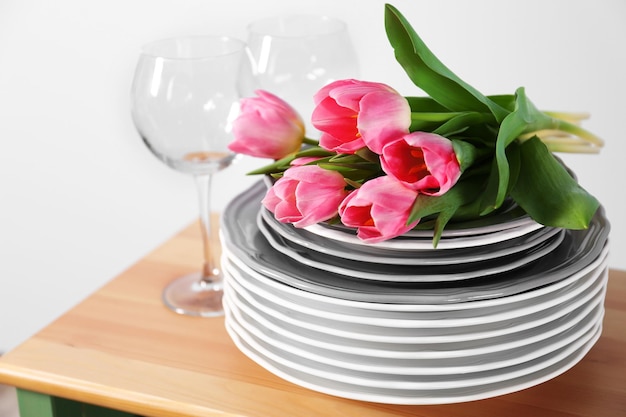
[303,137,319,146]
[553,119,604,147]
[410,112,463,122]
[519,116,604,151]
[541,137,602,153]
[245,145,334,175]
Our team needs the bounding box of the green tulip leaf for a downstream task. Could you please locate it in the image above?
[405,96,450,112]
[384,3,510,123]
[246,147,334,175]
[479,140,521,215]
[407,175,486,245]
[487,94,516,112]
[451,139,481,172]
[510,137,599,229]
[487,87,562,211]
[433,112,486,137]
[241,4,603,246]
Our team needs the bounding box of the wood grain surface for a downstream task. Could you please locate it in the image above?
[0,220,624,417]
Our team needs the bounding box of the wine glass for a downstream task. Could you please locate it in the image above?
[130,36,249,317]
[246,15,359,135]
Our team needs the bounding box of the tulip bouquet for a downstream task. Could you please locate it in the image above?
[229,4,603,246]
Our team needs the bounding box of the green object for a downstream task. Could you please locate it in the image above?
[383,3,601,238]
[17,389,137,417]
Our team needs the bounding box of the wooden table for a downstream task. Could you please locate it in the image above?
[0,221,624,417]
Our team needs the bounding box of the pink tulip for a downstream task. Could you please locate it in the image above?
[311,79,411,154]
[380,132,461,196]
[262,165,348,228]
[229,90,305,159]
[338,176,419,243]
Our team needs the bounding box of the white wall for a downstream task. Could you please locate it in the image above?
[1,0,624,353]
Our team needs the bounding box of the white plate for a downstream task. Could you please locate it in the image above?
[261,208,559,266]
[258,212,564,282]
[300,203,545,250]
[224,280,604,374]
[225,318,601,404]
[225,254,606,328]
[222,180,610,404]
[224,261,605,358]
[303,221,544,250]
[222,247,609,313]
[226,304,601,393]
[224,257,607,343]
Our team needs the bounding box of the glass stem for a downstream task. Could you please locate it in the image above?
[194,173,220,284]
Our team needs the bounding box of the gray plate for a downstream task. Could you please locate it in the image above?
[257,211,565,282]
[220,180,610,304]
[260,208,561,266]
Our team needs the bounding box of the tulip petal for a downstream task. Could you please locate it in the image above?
[358,91,412,154]
[263,165,348,228]
[311,79,410,155]
[381,131,461,196]
[230,90,305,159]
[338,176,418,243]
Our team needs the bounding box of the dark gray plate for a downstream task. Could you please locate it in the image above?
[220,180,610,304]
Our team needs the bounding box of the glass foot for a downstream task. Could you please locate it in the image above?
[162,272,224,317]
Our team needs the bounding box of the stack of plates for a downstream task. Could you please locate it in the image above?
[220,180,610,404]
